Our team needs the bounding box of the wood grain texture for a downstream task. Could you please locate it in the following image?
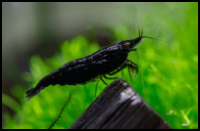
[70,78,172,129]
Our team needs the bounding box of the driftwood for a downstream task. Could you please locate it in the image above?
[70,78,172,129]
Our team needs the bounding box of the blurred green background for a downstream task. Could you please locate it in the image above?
[2,2,198,129]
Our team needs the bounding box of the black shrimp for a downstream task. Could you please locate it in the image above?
[25,28,156,100]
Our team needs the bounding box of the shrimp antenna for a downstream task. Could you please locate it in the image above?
[138,25,144,37]
[142,36,163,42]
[138,26,140,37]
[141,26,143,37]
[138,25,163,42]
[138,25,141,37]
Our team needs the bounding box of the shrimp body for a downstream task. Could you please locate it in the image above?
[25,30,153,99]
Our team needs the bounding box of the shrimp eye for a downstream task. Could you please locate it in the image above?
[123,44,129,49]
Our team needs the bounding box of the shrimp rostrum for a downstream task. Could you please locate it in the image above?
[25,29,155,100]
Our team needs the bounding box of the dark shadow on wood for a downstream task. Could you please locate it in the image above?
[70,78,172,129]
